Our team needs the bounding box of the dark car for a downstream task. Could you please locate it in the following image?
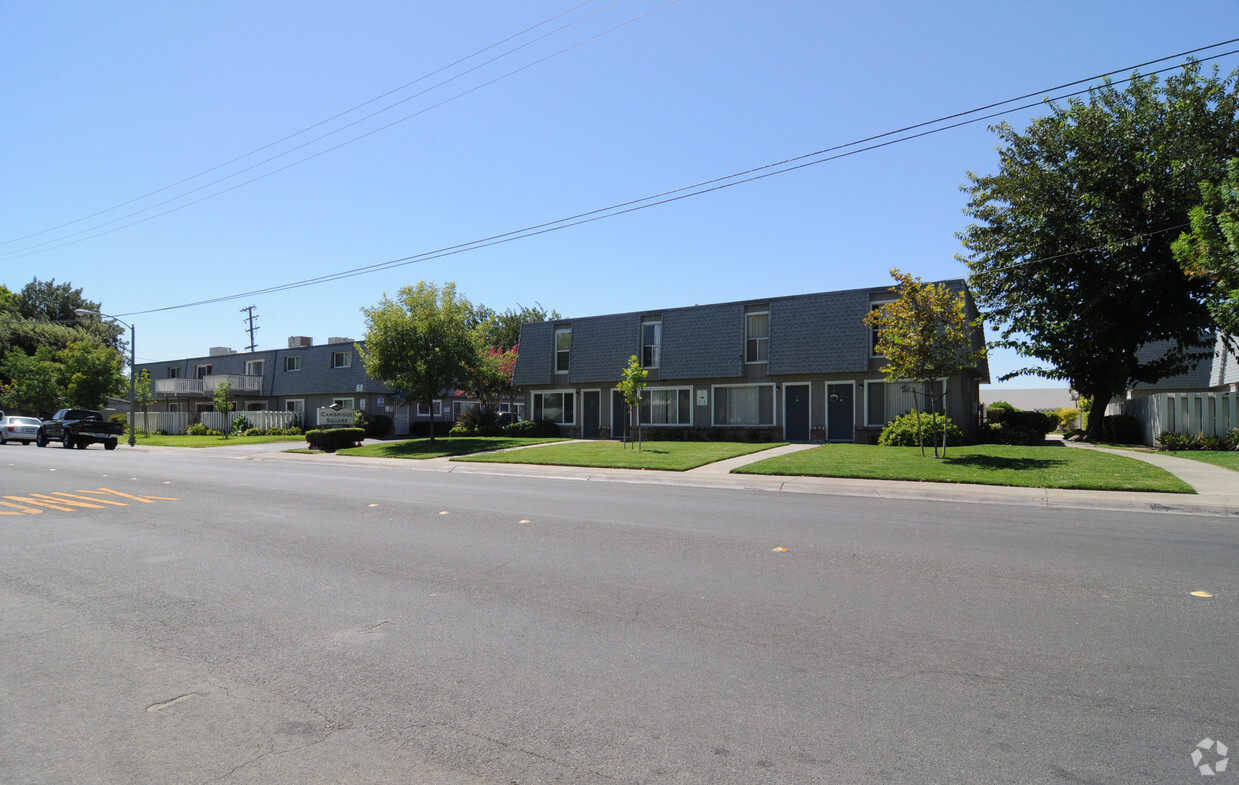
[0,415,42,445]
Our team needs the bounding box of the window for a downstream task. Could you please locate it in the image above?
[416,400,443,417]
[332,398,354,409]
[865,381,887,427]
[554,329,571,373]
[246,401,266,411]
[284,355,302,372]
[642,322,662,368]
[745,312,769,363]
[640,387,691,425]
[713,384,774,426]
[332,351,352,369]
[167,402,183,413]
[196,364,213,379]
[285,399,304,415]
[245,360,264,377]
[533,391,575,425]
[166,367,180,379]
[870,301,894,356]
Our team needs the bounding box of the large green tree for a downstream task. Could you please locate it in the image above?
[0,346,64,417]
[958,63,1239,439]
[59,340,124,410]
[359,281,479,443]
[863,270,983,457]
[1173,156,1239,344]
[479,303,560,351]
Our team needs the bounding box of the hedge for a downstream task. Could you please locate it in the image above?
[306,427,365,452]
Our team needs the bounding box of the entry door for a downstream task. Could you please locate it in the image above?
[611,391,629,439]
[827,383,854,441]
[582,390,601,438]
[393,404,410,436]
[784,384,810,442]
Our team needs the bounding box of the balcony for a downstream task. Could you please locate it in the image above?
[153,374,263,397]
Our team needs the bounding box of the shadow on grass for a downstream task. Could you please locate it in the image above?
[943,455,1068,472]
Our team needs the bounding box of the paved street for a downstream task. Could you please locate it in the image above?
[1,443,1236,783]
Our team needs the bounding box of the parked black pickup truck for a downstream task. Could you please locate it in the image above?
[36,409,124,450]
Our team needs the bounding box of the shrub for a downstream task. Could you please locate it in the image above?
[503,418,560,438]
[1054,407,1081,430]
[1199,433,1228,451]
[448,426,474,437]
[243,427,265,437]
[456,406,503,436]
[1155,431,1193,451]
[1229,427,1239,451]
[305,427,365,452]
[186,422,210,436]
[230,414,251,435]
[109,413,127,426]
[878,411,965,447]
[363,414,393,439]
[411,420,454,437]
[985,401,1016,421]
[1101,414,1141,444]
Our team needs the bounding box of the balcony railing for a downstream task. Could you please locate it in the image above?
[153,374,263,396]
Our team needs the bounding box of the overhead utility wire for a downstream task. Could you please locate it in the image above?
[0,0,661,260]
[0,0,608,248]
[115,44,1239,316]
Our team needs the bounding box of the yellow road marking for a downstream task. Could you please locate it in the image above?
[50,492,129,507]
[27,494,109,510]
[3,495,76,512]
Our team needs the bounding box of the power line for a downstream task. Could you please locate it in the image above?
[114,45,1239,317]
[0,0,609,249]
[0,0,682,261]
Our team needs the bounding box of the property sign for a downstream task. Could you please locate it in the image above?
[316,408,354,428]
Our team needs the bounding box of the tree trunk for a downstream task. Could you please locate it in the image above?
[1084,391,1113,442]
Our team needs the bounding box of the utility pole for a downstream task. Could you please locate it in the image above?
[241,305,260,352]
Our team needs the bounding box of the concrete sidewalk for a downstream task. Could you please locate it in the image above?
[244,439,1239,518]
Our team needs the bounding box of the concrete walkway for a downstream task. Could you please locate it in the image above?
[239,438,1239,518]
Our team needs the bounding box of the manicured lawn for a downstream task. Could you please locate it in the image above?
[335,437,567,460]
[135,433,307,448]
[733,443,1194,493]
[1155,450,1239,472]
[452,440,784,471]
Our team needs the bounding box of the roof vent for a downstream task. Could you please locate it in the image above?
[288,336,313,348]
[208,347,235,357]
[327,336,352,344]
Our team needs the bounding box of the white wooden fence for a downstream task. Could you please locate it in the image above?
[1109,392,1238,445]
[133,410,298,434]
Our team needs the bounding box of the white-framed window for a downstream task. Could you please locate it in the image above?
[865,380,887,427]
[745,312,769,363]
[533,390,575,425]
[870,301,894,357]
[285,399,304,415]
[554,329,571,373]
[245,401,266,411]
[640,387,691,425]
[332,397,354,409]
[167,401,183,413]
[166,366,180,379]
[245,359,264,377]
[642,322,662,368]
[196,364,213,379]
[416,400,443,417]
[284,355,302,372]
[712,384,775,426]
[195,402,214,413]
[332,351,352,369]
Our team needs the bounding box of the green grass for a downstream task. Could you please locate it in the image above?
[134,433,307,448]
[733,443,1194,493]
[452,440,784,471]
[334,436,567,460]
[1154,450,1239,471]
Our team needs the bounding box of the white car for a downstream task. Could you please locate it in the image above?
[0,415,42,445]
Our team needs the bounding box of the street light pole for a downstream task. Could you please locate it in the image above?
[75,309,137,447]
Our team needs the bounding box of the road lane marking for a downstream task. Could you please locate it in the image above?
[0,488,178,517]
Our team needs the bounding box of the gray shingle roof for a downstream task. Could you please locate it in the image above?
[661,303,743,379]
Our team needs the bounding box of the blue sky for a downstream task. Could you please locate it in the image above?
[3,1,1236,388]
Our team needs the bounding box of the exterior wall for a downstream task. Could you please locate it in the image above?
[515,282,988,443]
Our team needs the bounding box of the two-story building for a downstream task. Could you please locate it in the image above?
[135,336,517,435]
[512,282,989,442]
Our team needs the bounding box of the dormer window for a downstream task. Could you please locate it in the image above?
[555,328,571,373]
[745,312,769,363]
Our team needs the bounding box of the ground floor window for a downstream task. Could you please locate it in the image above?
[332,398,354,409]
[167,402,183,413]
[865,381,886,427]
[640,387,692,425]
[285,399,304,415]
[533,391,575,425]
[417,400,443,417]
[712,384,774,426]
[195,403,213,414]
[245,401,266,411]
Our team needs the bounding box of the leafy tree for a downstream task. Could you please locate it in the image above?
[1173,156,1239,345]
[863,269,982,457]
[0,347,64,417]
[958,63,1239,440]
[213,378,233,439]
[59,340,124,410]
[359,281,479,444]
[617,355,648,449]
[481,303,560,351]
[467,344,519,411]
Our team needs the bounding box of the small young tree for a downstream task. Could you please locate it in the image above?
[213,378,233,439]
[863,269,983,457]
[617,355,647,449]
[134,369,154,435]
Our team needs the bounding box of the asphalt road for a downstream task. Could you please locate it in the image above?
[1,442,1236,784]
